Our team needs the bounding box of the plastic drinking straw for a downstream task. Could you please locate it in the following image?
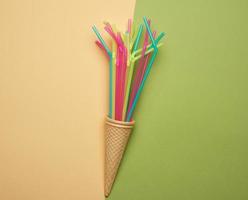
[123,34,164,119]
[128,19,132,33]
[115,33,125,120]
[133,41,163,61]
[121,33,130,119]
[130,23,138,49]
[107,23,118,119]
[104,23,119,43]
[116,33,121,120]
[104,22,130,120]
[108,56,113,118]
[104,23,129,120]
[95,40,110,59]
[138,40,153,86]
[126,40,163,118]
[121,24,143,120]
[115,38,120,120]
[128,31,156,113]
[119,36,126,120]
[104,23,122,119]
[128,21,151,112]
[122,36,128,118]
[126,17,165,121]
[133,25,143,51]
[123,44,128,113]
[121,26,132,121]
[123,27,165,121]
[131,21,135,39]
[133,32,164,57]
[95,40,106,52]
[111,39,117,119]
[139,31,157,86]
[92,26,112,55]
[92,26,113,118]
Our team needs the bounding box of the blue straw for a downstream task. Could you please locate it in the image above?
[92,26,113,117]
[126,17,165,121]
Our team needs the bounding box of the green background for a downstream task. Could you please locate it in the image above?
[108,0,248,199]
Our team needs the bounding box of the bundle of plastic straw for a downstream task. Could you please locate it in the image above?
[93,17,165,197]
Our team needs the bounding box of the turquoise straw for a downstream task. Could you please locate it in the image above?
[133,32,165,57]
[92,26,113,118]
[126,17,165,121]
[133,25,143,52]
[92,26,111,56]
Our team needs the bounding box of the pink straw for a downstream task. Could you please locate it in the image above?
[128,19,132,33]
[95,40,110,59]
[115,33,127,120]
[115,38,121,120]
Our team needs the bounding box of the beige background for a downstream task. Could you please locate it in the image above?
[0,0,135,199]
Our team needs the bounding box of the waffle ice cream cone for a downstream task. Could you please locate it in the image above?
[104,117,135,197]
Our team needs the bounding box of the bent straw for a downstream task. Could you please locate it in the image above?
[130,23,139,49]
[118,34,128,120]
[121,22,132,121]
[133,32,164,57]
[128,19,132,33]
[92,26,111,56]
[115,33,126,120]
[95,40,109,58]
[122,24,143,120]
[133,25,143,51]
[129,21,151,113]
[112,39,117,119]
[122,29,164,121]
[103,23,125,120]
[104,23,120,119]
[137,31,157,91]
[107,23,118,119]
[122,33,130,116]
[92,26,113,118]
[126,17,165,121]
[128,30,155,115]
[133,42,163,60]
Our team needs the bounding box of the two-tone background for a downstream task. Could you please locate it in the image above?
[0,0,248,199]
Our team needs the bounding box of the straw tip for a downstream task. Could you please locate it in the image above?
[92,25,98,30]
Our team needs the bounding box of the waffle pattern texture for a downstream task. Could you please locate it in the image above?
[104,117,135,197]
